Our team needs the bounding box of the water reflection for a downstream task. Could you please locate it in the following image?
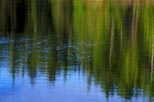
[0,0,154,102]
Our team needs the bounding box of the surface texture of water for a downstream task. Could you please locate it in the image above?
[0,0,154,102]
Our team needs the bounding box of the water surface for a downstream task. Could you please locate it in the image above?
[0,0,154,102]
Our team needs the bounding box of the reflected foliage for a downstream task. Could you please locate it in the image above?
[0,0,154,101]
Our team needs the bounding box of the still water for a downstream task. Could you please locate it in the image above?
[0,0,154,102]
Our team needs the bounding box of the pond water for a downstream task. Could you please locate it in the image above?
[0,0,154,102]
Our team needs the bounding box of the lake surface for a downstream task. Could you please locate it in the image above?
[0,0,154,102]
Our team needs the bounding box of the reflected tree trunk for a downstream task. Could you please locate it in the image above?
[151,18,154,80]
[109,17,115,67]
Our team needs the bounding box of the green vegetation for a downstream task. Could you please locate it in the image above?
[0,0,154,100]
